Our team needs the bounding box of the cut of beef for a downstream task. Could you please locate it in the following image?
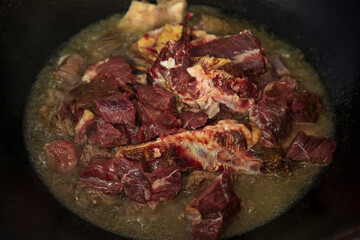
[80,157,152,202]
[286,131,337,165]
[249,104,291,145]
[136,84,176,112]
[179,111,208,130]
[53,54,85,90]
[145,167,182,201]
[184,170,218,191]
[69,79,119,108]
[115,158,152,203]
[82,56,136,85]
[93,92,135,125]
[290,90,324,123]
[134,101,178,128]
[79,157,123,195]
[185,173,241,240]
[44,140,78,172]
[190,30,266,75]
[261,78,297,107]
[87,118,129,147]
[124,125,145,144]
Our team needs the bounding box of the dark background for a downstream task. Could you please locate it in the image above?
[1,0,360,239]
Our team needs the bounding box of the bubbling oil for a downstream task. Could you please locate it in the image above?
[25,5,334,240]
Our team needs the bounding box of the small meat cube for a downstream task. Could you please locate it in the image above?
[286,131,337,165]
[145,167,182,201]
[185,173,241,240]
[53,54,85,89]
[179,111,208,130]
[44,140,78,172]
[88,118,129,147]
[249,104,291,145]
[79,157,123,195]
[136,84,176,111]
[82,56,136,85]
[261,78,297,107]
[124,125,145,144]
[290,90,324,123]
[93,93,135,125]
[115,158,152,203]
[69,79,119,108]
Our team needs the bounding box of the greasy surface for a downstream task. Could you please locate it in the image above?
[24,5,335,240]
[1,1,360,240]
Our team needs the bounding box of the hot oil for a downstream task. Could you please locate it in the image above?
[25,5,334,240]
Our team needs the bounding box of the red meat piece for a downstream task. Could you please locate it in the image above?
[190,30,266,75]
[88,118,129,147]
[145,167,182,201]
[82,56,136,85]
[93,92,135,125]
[185,172,241,240]
[136,84,176,112]
[290,90,324,123]
[286,131,337,165]
[44,140,78,172]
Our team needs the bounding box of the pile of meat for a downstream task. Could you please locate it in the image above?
[42,9,337,240]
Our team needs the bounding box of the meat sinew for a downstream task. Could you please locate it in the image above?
[185,172,241,240]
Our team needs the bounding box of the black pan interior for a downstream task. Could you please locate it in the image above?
[1,0,360,239]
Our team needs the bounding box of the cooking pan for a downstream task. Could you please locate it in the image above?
[1,0,360,239]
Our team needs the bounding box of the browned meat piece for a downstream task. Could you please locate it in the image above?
[145,167,182,201]
[249,104,291,145]
[267,54,290,78]
[87,118,129,148]
[80,144,115,166]
[44,140,78,172]
[185,173,241,240]
[82,56,136,86]
[290,90,324,123]
[53,54,85,90]
[179,111,208,130]
[190,30,266,75]
[184,170,218,191]
[93,92,135,125]
[286,131,337,165]
[117,120,292,175]
[136,84,176,112]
